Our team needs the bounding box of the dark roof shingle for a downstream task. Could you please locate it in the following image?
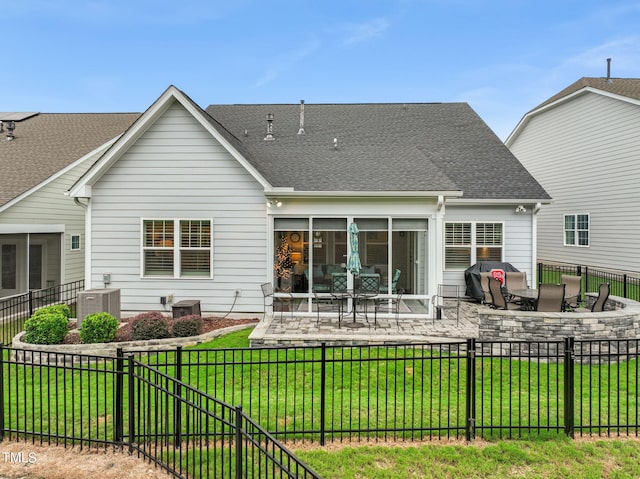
[534,77,640,111]
[206,103,549,200]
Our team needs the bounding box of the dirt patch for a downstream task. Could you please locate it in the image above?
[0,441,172,479]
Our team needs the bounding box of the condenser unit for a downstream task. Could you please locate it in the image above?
[77,288,121,327]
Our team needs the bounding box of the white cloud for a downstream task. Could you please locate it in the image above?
[342,18,389,45]
[255,39,322,87]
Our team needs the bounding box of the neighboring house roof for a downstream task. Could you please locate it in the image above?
[535,77,640,110]
[0,112,139,206]
[507,77,640,146]
[206,102,550,200]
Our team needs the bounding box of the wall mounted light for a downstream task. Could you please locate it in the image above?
[267,199,282,208]
[515,205,527,214]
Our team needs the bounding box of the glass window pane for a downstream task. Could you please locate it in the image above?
[274,218,308,230]
[180,220,211,248]
[181,250,211,276]
[145,220,174,247]
[355,218,388,230]
[565,231,575,245]
[2,244,16,290]
[446,223,471,245]
[476,223,502,245]
[577,215,589,229]
[578,231,589,246]
[477,246,502,262]
[446,247,471,269]
[144,251,173,276]
[564,215,575,229]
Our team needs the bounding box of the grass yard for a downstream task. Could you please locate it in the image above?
[293,437,640,479]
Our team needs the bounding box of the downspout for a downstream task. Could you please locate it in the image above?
[532,202,541,284]
[74,197,92,290]
[433,195,446,312]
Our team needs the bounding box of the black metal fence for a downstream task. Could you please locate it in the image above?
[538,262,640,302]
[1,338,639,477]
[0,280,84,345]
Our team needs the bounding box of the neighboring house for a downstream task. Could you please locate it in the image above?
[506,77,640,273]
[69,86,550,315]
[0,112,139,297]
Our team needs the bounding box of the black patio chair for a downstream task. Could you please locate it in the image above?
[261,282,293,321]
[488,277,520,311]
[374,289,404,328]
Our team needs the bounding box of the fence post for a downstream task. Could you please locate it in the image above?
[28,291,34,317]
[174,346,182,446]
[537,262,542,286]
[127,355,135,453]
[235,405,243,479]
[320,342,326,446]
[0,344,4,441]
[563,337,575,438]
[114,348,124,444]
[465,338,476,442]
[623,274,628,298]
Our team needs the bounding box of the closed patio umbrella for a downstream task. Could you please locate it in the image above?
[347,222,362,276]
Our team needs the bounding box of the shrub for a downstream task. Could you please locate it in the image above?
[80,312,118,344]
[130,311,170,340]
[171,314,204,337]
[24,306,69,344]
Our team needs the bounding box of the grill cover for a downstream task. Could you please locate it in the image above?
[464,262,520,300]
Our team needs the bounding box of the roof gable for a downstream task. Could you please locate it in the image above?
[69,86,273,198]
[507,77,640,145]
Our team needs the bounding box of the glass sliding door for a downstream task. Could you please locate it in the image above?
[310,218,347,292]
[273,218,309,293]
[392,219,428,296]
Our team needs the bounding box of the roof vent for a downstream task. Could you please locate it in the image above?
[297,100,305,135]
[6,120,15,140]
[264,113,275,141]
[606,58,612,83]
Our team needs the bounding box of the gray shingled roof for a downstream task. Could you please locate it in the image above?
[534,77,640,111]
[205,102,550,200]
[0,113,139,206]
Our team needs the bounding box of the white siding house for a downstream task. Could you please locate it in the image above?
[70,86,550,316]
[506,77,640,273]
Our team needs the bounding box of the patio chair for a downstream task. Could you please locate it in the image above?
[432,284,461,324]
[479,272,492,305]
[591,282,610,312]
[331,272,348,294]
[313,290,343,326]
[261,282,293,321]
[380,269,401,294]
[560,274,582,310]
[534,283,565,312]
[374,289,404,328]
[488,277,520,310]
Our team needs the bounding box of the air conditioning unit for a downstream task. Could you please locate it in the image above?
[77,288,121,328]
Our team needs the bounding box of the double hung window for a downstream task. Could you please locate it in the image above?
[564,214,589,246]
[445,222,503,269]
[143,219,212,277]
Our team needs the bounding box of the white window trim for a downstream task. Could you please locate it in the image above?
[140,218,213,279]
[563,213,590,247]
[444,221,504,270]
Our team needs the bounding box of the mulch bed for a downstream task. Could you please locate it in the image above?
[62,316,259,344]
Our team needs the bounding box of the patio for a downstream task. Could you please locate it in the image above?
[249,299,480,347]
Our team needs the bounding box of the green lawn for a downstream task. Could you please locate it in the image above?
[295,438,640,479]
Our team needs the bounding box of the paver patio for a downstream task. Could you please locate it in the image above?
[249,299,481,347]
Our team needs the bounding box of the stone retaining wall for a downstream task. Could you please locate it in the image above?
[478,294,640,360]
[10,323,255,365]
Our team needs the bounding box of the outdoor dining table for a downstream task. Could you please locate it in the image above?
[335,289,379,328]
[508,288,573,311]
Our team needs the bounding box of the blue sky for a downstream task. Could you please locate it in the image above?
[3,0,640,139]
